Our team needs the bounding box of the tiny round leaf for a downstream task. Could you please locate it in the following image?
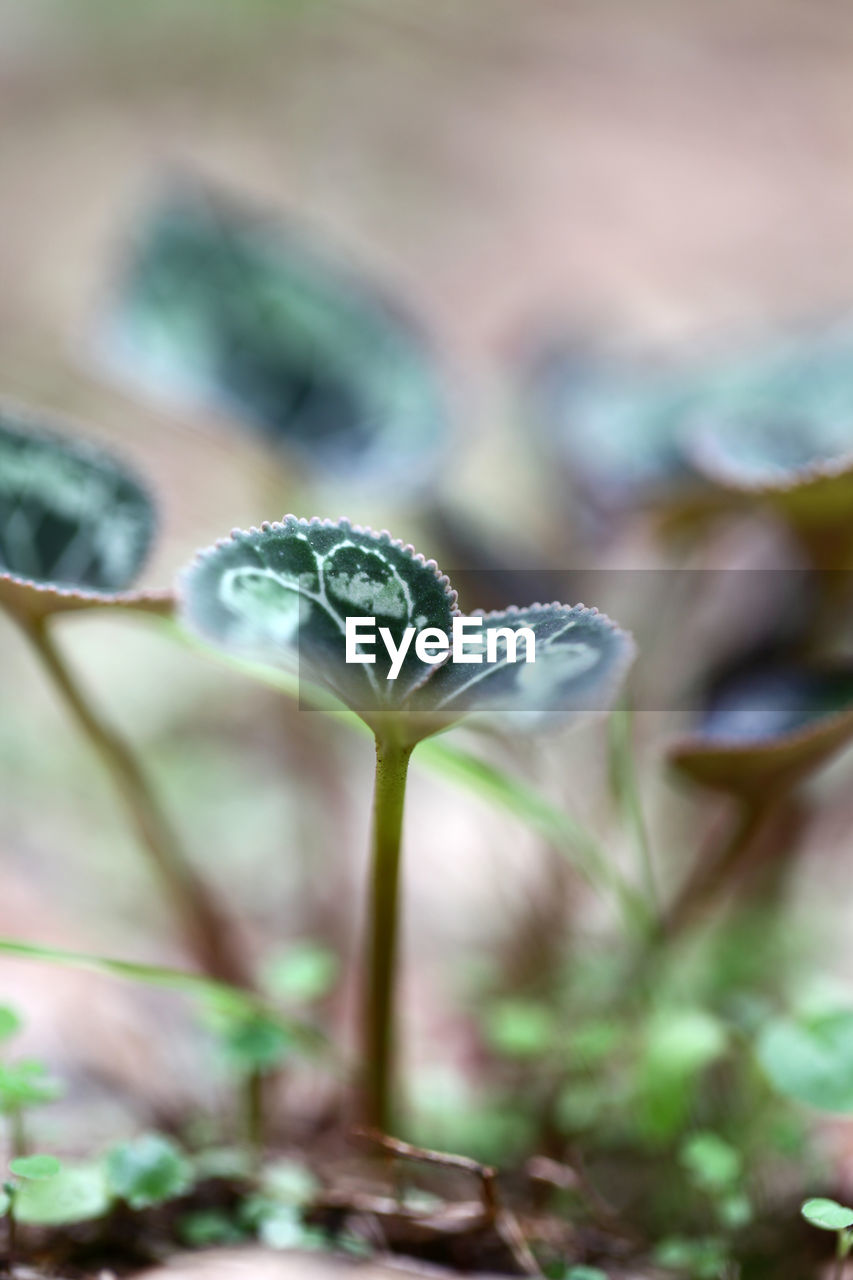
[801,1198,853,1232]
[10,1154,61,1181]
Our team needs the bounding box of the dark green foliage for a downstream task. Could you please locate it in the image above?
[0,409,153,594]
[101,179,447,480]
[525,325,853,521]
[106,1133,193,1209]
[180,517,634,738]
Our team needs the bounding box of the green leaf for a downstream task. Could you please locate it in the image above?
[670,666,853,796]
[653,1235,730,1278]
[690,329,853,488]
[483,1001,555,1059]
[261,1159,318,1206]
[262,942,339,1003]
[635,1010,727,1141]
[15,1161,110,1225]
[801,1198,853,1232]
[99,177,447,481]
[106,1133,192,1209]
[179,1209,246,1247]
[0,938,325,1056]
[757,1010,853,1112]
[0,1060,63,1112]
[564,1269,609,1280]
[10,1154,61,1181]
[179,517,458,724]
[524,340,699,508]
[680,1132,741,1194]
[177,612,643,917]
[409,603,635,732]
[0,408,159,621]
[0,1006,22,1043]
[686,329,853,565]
[206,1000,297,1074]
[180,518,634,742]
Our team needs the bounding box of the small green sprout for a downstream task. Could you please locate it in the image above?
[3,1153,62,1273]
[0,1009,22,1044]
[801,1198,853,1278]
[680,1132,751,1232]
[0,1004,63,1158]
[665,664,853,937]
[179,517,635,1130]
[0,408,250,989]
[0,1060,63,1159]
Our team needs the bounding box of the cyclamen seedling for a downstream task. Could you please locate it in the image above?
[179,516,634,1129]
[801,1198,853,1280]
[98,176,447,485]
[666,664,853,937]
[2,1154,61,1274]
[0,408,250,989]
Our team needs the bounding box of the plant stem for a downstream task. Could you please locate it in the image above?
[609,701,659,920]
[835,1227,849,1280]
[21,616,252,990]
[363,736,412,1132]
[245,1069,265,1172]
[8,1112,25,1162]
[4,1195,15,1278]
[660,798,773,942]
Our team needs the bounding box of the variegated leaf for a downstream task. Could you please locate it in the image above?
[410,603,634,732]
[98,178,447,483]
[0,408,164,620]
[670,665,853,795]
[179,519,634,740]
[179,517,458,724]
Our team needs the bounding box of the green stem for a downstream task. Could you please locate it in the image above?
[21,616,252,990]
[835,1227,850,1280]
[8,1112,25,1162]
[609,700,659,920]
[363,736,413,1132]
[245,1069,265,1173]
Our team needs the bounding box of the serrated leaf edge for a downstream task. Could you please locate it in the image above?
[177,515,459,615]
[420,601,636,717]
[0,400,158,598]
[690,431,853,497]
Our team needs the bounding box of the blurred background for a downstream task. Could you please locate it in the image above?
[3,1,853,1264]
